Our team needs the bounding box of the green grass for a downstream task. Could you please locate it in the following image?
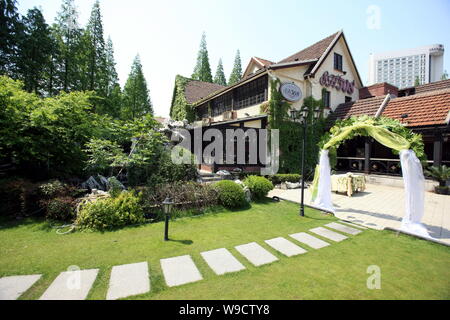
[0,200,449,300]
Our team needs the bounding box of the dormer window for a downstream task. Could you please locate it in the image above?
[334,53,343,71]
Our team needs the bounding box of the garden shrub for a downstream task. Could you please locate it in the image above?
[140,181,218,220]
[213,180,247,209]
[46,196,76,221]
[76,191,145,230]
[107,176,123,198]
[243,176,274,200]
[268,174,301,185]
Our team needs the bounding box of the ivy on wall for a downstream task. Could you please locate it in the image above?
[266,78,327,177]
[170,75,196,122]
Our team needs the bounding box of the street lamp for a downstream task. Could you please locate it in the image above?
[162,197,174,241]
[291,107,321,217]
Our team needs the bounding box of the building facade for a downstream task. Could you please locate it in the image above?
[368,44,445,89]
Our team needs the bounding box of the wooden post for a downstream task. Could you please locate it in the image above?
[433,131,443,166]
[364,138,372,174]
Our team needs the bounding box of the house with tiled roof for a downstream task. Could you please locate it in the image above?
[169,30,366,172]
[331,79,450,174]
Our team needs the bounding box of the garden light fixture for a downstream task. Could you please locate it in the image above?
[162,196,173,241]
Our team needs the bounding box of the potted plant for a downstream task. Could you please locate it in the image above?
[425,165,450,195]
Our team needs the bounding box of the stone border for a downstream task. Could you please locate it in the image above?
[384,227,450,247]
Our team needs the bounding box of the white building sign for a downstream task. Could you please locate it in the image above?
[280,82,302,102]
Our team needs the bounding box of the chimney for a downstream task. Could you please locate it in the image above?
[359,82,398,99]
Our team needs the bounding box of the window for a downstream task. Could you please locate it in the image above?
[345,96,352,103]
[196,103,209,120]
[322,90,330,108]
[334,53,343,71]
[234,74,268,110]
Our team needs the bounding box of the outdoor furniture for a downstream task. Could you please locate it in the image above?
[331,173,366,197]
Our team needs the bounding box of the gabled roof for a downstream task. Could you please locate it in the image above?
[415,79,450,94]
[254,57,274,67]
[328,96,386,122]
[278,31,340,64]
[183,78,226,104]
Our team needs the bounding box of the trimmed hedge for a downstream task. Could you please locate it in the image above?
[243,176,274,200]
[213,180,247,209]
[268,174,301,185]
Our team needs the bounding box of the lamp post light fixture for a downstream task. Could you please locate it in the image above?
[162,196,174,241]
[291,107,321,217]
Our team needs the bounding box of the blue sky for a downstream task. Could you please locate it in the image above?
[18,0,450,117]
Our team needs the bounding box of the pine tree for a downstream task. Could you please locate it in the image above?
[54,0,82,92]
[228,49,242,85]
[214,58,227,86]
[103,37,122,118]
[17,7,53,94]
[191,32,213,83]
[0,0,23,76]
[86,0,106,93]
[122,55,153,120]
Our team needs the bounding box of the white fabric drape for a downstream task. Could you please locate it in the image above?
[313,150,335,213]
[399,149,431,238]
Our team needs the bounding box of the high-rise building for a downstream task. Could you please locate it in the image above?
[368,44,444,88]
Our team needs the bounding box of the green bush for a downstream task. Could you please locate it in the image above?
[268,174,301,185]
[46,196,76,221]
[214,180,247,209]
[76,191,145,230]
[243,176,274,200]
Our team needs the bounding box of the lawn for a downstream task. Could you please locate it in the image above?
[0,200,449,300]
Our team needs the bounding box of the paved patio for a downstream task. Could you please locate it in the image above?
[268,183,450,245]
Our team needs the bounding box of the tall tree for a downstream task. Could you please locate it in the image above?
[191,32,213,83]
[17,7,53,94]
[86,0,106,93]
[213,58,227,86]
[228,49,242,85]
[103,36,122,118]
[0,0,23,76]
[122,55,152,120]
[54,0,82,92]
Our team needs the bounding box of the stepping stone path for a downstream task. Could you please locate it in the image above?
[160,255,203,287]
[107,262,150,300]
[265,237,307,257]
[235,242,278,266]
[0,274,41,300]
[1,222,364,299]
[289,232,330,249]
[310,227,348,242]
[326,222,362,235]
[40,269,99,300]
[201,248,245,275]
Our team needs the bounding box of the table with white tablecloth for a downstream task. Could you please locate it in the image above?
[331,173,366,197]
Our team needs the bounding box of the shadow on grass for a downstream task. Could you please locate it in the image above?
[167,238,194,245]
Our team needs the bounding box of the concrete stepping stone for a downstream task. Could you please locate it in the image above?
[289,232,330,249]
[310,227,348,242]
[160,255,203,287]
[339,220,368,230]
[326,222,362,235]
[106,262,150,300]
[40,269,99,300]
[201,248,245,275]
[235,242,278,266]
[0,274,41,300]
[265,237,307,257]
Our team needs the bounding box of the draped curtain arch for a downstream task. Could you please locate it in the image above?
[310,117,431,239]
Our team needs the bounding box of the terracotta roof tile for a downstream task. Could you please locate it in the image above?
[184,80,226,104]
[331,88,450,127]
[253,57,274,67]
[278,31,339,64]
[415,79,450,94]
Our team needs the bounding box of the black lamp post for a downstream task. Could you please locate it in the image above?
[290,108,321,217]
[162,197,173,241]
